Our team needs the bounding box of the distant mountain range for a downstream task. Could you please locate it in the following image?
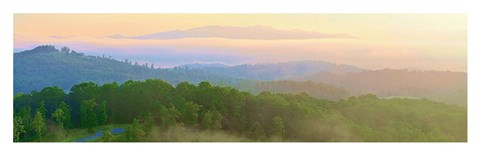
[192,60,364,81]
[14,45,467,105]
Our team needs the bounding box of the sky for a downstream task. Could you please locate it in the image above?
[14,14,467,71]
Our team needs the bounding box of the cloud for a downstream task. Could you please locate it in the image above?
[49,35,75,39]
[105,25,359,40]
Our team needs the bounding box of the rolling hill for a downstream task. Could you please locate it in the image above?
[13,45,236,93]
[295,69,467,105]
[14,45,361,95]
[14,45,467,105]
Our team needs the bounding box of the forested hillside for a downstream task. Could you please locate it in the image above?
[14,45,467,105]
[14,79,466,142]
[14,45,236,94]
[296,69,467,105]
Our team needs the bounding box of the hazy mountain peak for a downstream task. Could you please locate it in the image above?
[107,25,359,40]
[17,45,88,57]
[23,45,60,54]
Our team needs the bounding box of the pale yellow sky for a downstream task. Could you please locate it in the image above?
[14,14,467,71]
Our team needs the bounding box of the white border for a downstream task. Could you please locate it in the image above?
[1,0,478,155]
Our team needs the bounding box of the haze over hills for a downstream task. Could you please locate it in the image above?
[177,63,229,69]
[193,60,364,81]
[14,46,354,96]
[294,69,467,105]
[234,80,350,101]
[14,45,466,105]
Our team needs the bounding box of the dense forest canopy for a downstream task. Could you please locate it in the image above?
[14,79,466,142]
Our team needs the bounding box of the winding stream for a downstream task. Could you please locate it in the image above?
[75,128,126,142]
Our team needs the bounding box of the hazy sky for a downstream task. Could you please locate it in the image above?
[14,14,466,71]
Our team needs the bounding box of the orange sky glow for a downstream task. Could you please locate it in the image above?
[14,14,466,71]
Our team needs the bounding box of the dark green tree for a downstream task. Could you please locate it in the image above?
[37,86,65,117]
[18,106,32,135]
[198,81,212,89]
[98,100,108,125]
[37,100,47,120]
[176,81,196,100]
[80,99,97,130]
[69,82,98,103]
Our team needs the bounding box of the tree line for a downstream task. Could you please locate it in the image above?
[14,79,466,142]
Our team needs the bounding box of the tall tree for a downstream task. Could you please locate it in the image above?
[143,113,154,136]
[251,121,267,141]
[181,102,201,126]
[158,105,179,130]
[201,110,222,130]
[102,125,113,142]
[58,102,72,129]
[272,115,286,140]
[126,118,144,142]
[37,100,47,120]
[14,116,26,142]
[176,81,196,100]
[69,82,99,106]
[32,111,46,141]
[38,87,66,118]
[18,106,32,135]
[61,46,70,53]
[98,100,108,125]
[80,99,97,130]
[51,108,66,130]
